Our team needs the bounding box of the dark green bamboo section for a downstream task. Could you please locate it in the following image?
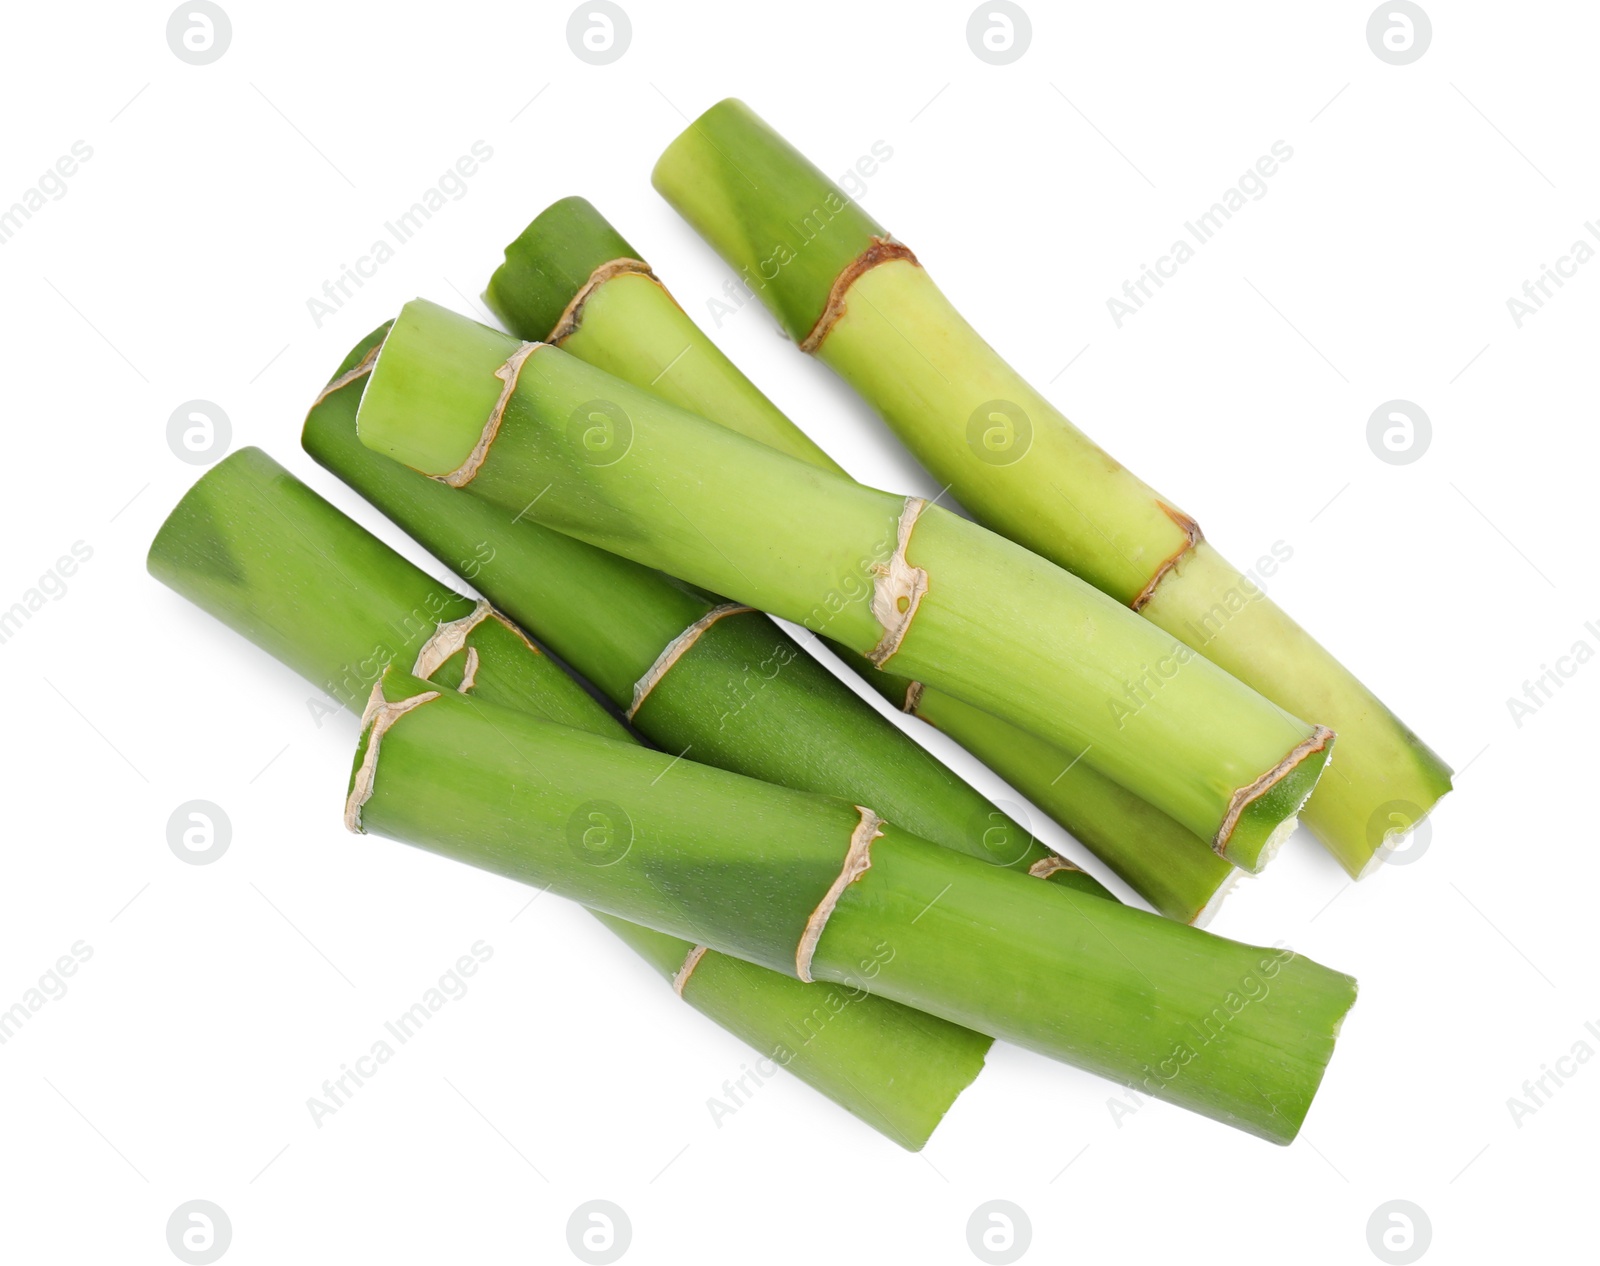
[306,324,1105,895]
[877,682,1238,925]
[484,197,1237,921]
[354,665,1358,1144]
[356,301,1333,871]
[652,98,1452,877]
[147,446,989,1150]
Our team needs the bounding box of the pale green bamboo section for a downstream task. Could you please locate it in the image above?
[827,263,1452,876]
[483,201,1237,920]
[482,192,842,468]
[573,274,844,473]
[356,299,1333,870]
[652,98,1453,877]
[1138,542,1448,875]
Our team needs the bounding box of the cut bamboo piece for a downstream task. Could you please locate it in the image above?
[483,197,1236,920]
[356,300,1333,871]
[305,326,1106,896]
[147,446,990,1150]
[353,662,1358,1145]
[652,98,1452,877]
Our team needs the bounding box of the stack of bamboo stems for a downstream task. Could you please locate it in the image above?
[148,98,1453,1149]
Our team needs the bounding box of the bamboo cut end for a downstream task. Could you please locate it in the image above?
[355,299,528,481]
[652,98,888,343]
[1213,725,1336,872]
[1190,867,1242,930]
[1352,786,1451,881]
[484,196,644,342]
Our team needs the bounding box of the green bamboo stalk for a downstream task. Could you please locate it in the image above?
[305,325,1107,897]
[352,663,1358,1144]
[651,98,1453,877]
[356,300,1334,872]
[878,684,1239,925]
[483,197,1237,922]
[486,194,843,472]
[147,446,991,1150]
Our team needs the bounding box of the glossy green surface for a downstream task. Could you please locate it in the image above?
[356,669,857,976]
[901,685,1236,923]
[311,325,1090,885]
[653,103,1452,876]
[357,302,1330,858]
[1141,543,1454,876]
[651,99,881,343]
[483,195,641,340]
[358,670,1358,1144]
[486,198,1232,918]
[304,323,702,705]
[150,448,989,1151]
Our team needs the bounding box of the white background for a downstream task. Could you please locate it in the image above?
[1,1,1594,1262]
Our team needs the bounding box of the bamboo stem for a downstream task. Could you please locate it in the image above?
[483,197,1236,920]
[356,300,1333,871]
[148,446,991,1150]
[353,663,1358,1145]
[652,98,1452,877]
[305,326,1107,895]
